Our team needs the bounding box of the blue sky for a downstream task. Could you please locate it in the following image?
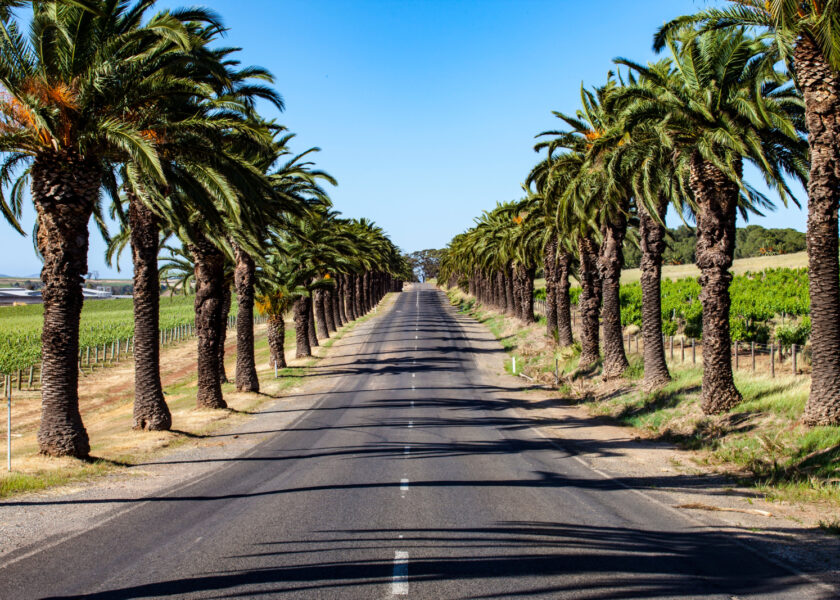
[0,0,808,278]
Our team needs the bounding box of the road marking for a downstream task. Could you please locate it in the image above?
[412,373,415,378]
[404,445,410,455]
[400,478,409,491]
[410,400,414,407]
[392,550,409,594]
[408,420,413,428]
[415,335,418,339]
[411,384,415,390]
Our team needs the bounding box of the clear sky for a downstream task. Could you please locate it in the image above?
[0,0,808,279]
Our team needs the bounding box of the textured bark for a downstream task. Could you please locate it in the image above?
[128,196,171,431]
[496,271,508,313]
[325,287,337,332]
[520,265,536,323]
[598,212,630,379]
[544,233,559,341]
[504,267,515,315]
[267,314,286,368]
[691,152,742,413]
[797,35,840,426]
[233,246,259,393]
[362,272,371,312]
[218,286,232,384]
[191,237,227,409]
[556,252,574,347]
[307,295,319,347]
[330,285,344,328]
[354,275,364,317]
[314,288,330,340]
[638,197,671,390]
[578,236,602,367]
[294,297,312,358]
[338,275,350,323]
[33,151,97,457]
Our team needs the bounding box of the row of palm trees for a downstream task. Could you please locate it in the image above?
[441,1,840,427]
[0,1,408,458]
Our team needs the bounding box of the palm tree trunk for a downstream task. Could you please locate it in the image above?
[690,152,741,413]
[544,233,559,341]
[33,151,96,457]
[556,252,574,347]
[307,295,319,347]
[496,271,507,313]
[267,314,286,368]
[520,265,535,323]
[294,297,312,358]
[796,35,840,426]
[354,274,364,316]
[314,288,329,339]
[638,197,671,390]
[338,275,350,323]
[233,245,259,393]
[363,272,371,311]
[190,237,227,409]
[598,213,630,379]
[218,286,232,384]
[128,195,171,430]
[578,235,602,367]
[330,286,344,328]
[325,288,337,332]
[504,267,515,315]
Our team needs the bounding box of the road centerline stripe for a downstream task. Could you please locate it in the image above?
[392,551,409,595]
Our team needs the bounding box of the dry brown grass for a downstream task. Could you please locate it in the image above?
[0,295,393,497]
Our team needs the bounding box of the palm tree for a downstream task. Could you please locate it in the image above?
[0,1,204,457]
[106,20,278,427]
[616,29,808,412]
[605,66,689,389]
[654,0,840,425]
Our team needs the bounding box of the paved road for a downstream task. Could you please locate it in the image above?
[2,284,834,599]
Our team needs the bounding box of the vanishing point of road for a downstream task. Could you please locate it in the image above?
[1,284,835,599]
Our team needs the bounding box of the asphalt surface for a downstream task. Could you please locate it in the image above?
[1,284,835,599]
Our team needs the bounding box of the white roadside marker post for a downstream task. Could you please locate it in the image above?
[6,374,11,471]
[512,356,516,375]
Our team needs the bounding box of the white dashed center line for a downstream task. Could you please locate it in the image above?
[392,551,409,594]
[404,445,410,455]
[400,478,409,491]
[408,420,413,428]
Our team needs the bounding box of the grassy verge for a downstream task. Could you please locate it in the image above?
[0,295,394,498]
[447,288,840,507]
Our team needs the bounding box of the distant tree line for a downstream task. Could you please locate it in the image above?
[623,225,806,268]
[407,249,445,282]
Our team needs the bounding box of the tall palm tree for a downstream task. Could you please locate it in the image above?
[616,29,808,412]
[654,0,840,426]
[604,65,690,389]
[0,1,203,457]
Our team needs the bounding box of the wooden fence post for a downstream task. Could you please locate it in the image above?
[792,344,797,375]
[751,342,755,372]
[734,343,739,370]
[770,343,775,378]
[692,339,696,364]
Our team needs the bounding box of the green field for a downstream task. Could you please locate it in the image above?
[0,296,202,374]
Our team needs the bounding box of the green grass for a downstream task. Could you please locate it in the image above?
[0,460,119,497]
[0,296,204,373]
[445,286,840,507]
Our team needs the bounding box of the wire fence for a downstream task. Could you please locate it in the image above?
[0,313,269,393]
[533,299,805,377]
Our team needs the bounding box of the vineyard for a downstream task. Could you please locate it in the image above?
[0,297,210,374]
[537,267,811,346]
